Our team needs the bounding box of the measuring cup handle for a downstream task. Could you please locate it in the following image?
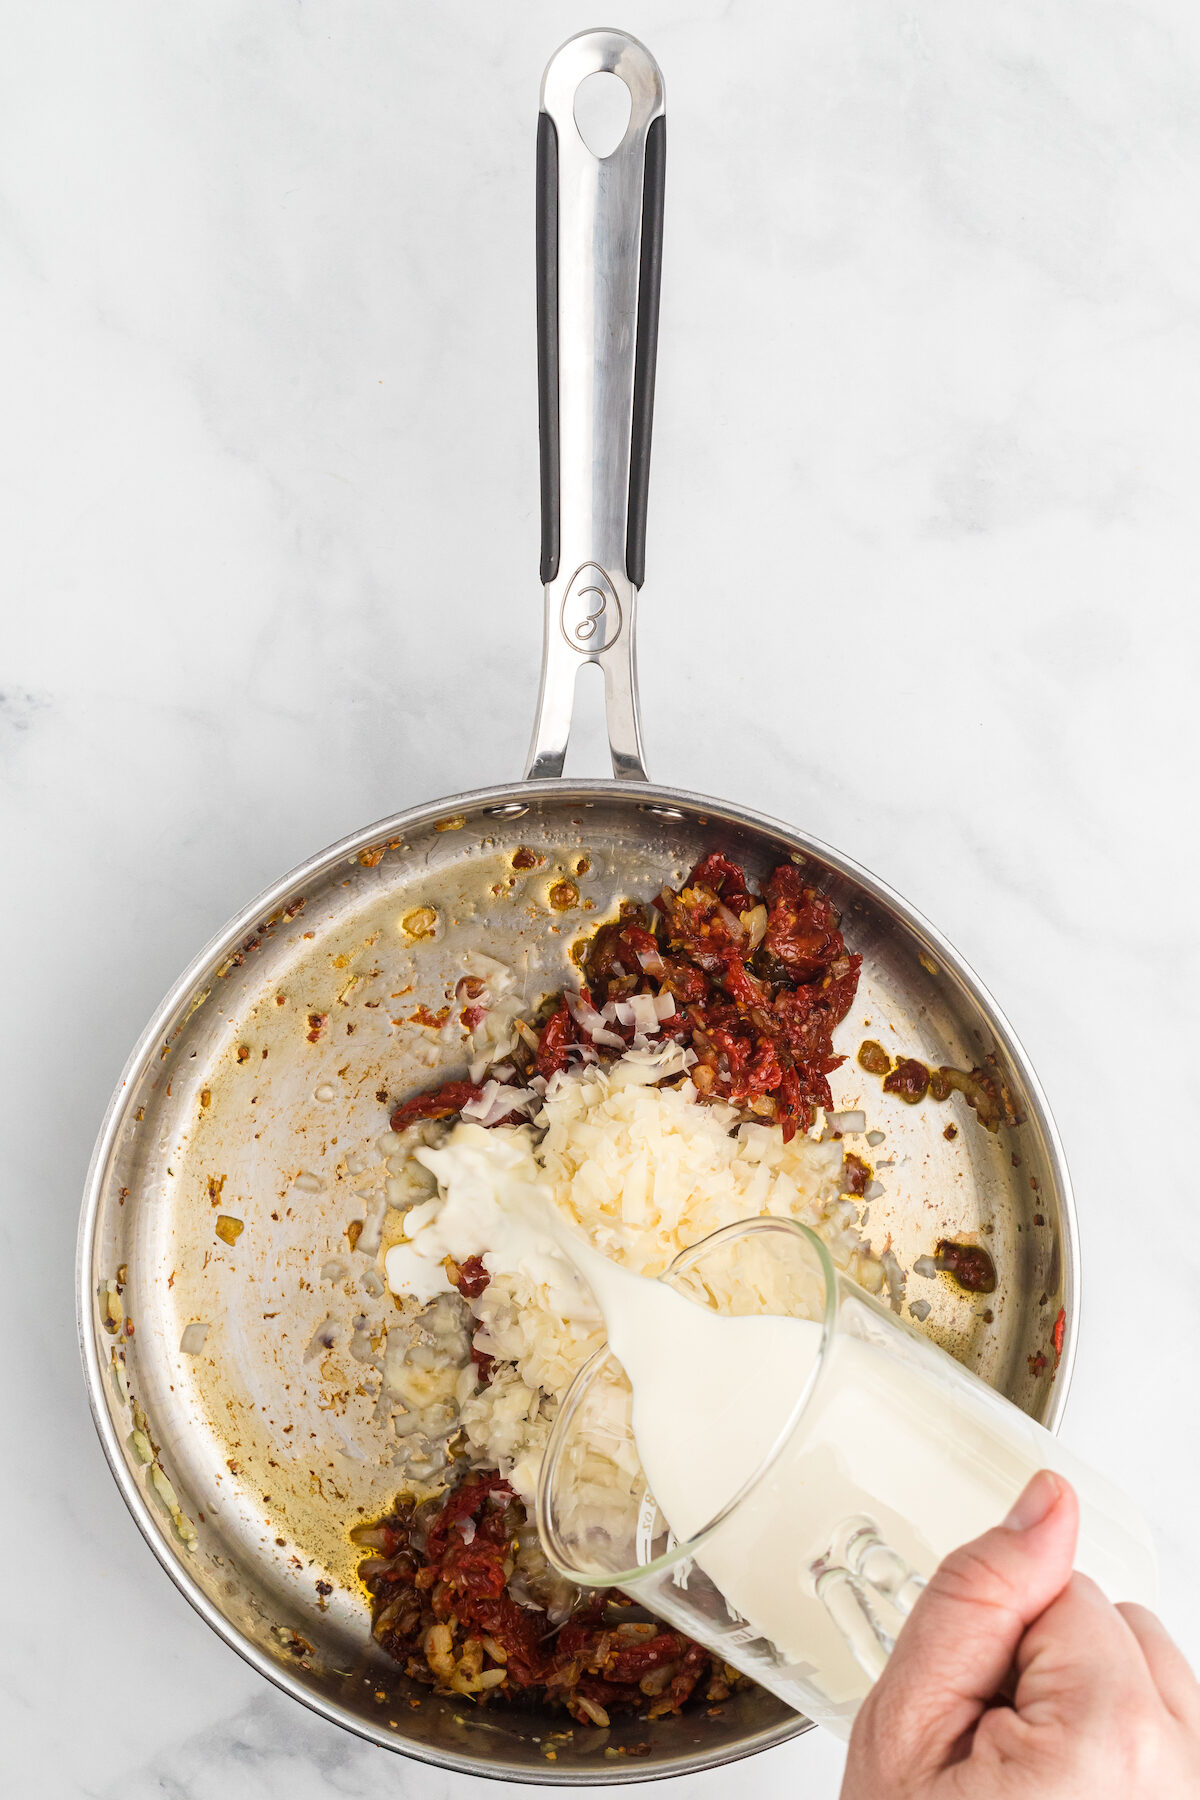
[525,30,666,783]
[813,1517,928,1686]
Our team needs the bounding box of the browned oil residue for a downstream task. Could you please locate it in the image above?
[407,1004,450,1028]
[841,1152,871,1196]
[401,907,437,940]
[549,880,579,912]
[857,1039,892,1076]
[934,1238,996,1294]
[883,1057,930,1104]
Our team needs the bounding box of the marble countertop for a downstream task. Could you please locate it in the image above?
[6,3,1199,1795]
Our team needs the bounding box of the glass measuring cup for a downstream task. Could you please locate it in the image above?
[536,1216,1156,1738]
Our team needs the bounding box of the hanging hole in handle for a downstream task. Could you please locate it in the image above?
[572,69,632,158]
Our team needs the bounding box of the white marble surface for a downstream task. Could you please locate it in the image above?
[5,1,1200,1794]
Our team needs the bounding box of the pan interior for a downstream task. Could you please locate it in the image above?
[82,784,1071,1781]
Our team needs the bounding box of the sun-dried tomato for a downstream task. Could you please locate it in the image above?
[884,1057,932,1105]
[442,1540,508,1600]
[448,1254,489,1299]
[663,1641,711,1711]
[657,955,710,1005]
[388,847,857,1160]
[721,955,770,1013]
[687,852,753,911]
[468,1591,548,1687]
[390,1080,483,1130]
[585,919,638,985]
[360,1476,744,1719]
[934,1238,997,1294]
[842,1152,871,1195]
[535,996,579,1079]
[423,1471,510,1563]
[607,1631,688,1681]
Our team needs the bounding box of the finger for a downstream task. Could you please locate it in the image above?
[1015,1572,1159,1724]
[1117,1603,1200,1724]
[856,1471,1079,1771]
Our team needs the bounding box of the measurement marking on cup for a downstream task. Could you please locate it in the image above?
[636,1492,678,1565]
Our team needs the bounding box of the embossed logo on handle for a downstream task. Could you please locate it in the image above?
[559,562,622,654]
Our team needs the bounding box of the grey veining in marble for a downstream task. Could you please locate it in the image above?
[5,2,1199,1795]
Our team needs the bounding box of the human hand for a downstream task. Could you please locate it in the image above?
[840,1471,1200,1798]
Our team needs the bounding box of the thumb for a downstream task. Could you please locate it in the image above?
[858,1471,1080,1770]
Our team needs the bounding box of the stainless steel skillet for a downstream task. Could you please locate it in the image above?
[78,28,1078,1787]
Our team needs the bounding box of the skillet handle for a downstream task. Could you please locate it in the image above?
[525,30,666,782]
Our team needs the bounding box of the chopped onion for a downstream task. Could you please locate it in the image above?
[357,1191,389,1257]
[652,993,676,1020]
[717,902,745,939]
[179,1322,210,1355]
[824,1111,866,1136]
[636,946,667,977]
[908,1298,931,1322]
[881,1248,906,1314]
[304,1317,338,1360]
[743,904,768,950]
[865,1130,885,1147]
[462,951,513,987]
[149,1464,180,1513]
[913,1255,938,1279]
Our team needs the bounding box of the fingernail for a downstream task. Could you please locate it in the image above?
[1003,1469,1062,1531]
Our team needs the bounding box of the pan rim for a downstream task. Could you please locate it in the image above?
[76,776,1079,1779]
